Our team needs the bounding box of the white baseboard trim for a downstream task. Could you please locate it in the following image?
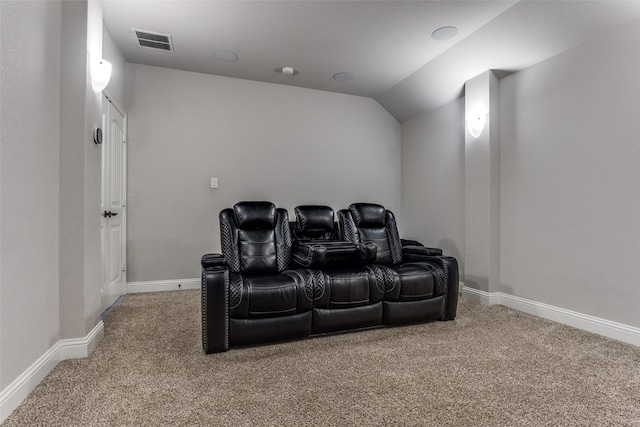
[462,286,640,347]
[126,278,200,293]
[0,321,104,423]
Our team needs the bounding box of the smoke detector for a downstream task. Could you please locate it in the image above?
[276,66,299,76]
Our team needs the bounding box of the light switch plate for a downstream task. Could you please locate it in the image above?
[210,178,218,188]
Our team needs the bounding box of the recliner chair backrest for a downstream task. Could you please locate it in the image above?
[219,201,292,274]
[292,205,338,241]
[338,203,403,266]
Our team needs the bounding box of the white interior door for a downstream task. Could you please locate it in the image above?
[101,95,127,311]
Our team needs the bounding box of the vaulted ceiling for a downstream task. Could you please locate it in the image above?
[103,1,640,121]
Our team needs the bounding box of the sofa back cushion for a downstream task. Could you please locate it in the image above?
[293,205,338,240]
[220,201,291,274]
[234,202,277,230]
[341,203,403,266]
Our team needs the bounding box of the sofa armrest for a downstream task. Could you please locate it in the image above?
[201,264,229,353]
[402,245,443,258]
[401,238,423,247]
[201,253,227,269]
[419,256,459,320]
[292,243,327,267]
[358,241,377,264]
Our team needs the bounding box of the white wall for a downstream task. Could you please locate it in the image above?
[1,1,105,418]
[400,98,465,272]
[1,0,62,387]
[58,0,104,340]
[125,64,401,282]
[102,23,126,109]
[499,20,640,328]
[82,0,105,333]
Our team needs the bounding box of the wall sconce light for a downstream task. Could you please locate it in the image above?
[91,59,112,93]
[466,108,488,138]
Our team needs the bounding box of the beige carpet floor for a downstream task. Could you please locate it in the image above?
[3,290,640,426]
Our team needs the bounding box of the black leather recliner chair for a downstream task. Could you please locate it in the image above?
[201,202,312,353]
[291,205,383,334]
[201,201,459,353]
[338,203,459,323]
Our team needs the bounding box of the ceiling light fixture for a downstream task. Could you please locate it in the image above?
[432,26,458,41]
[214,50,238,62]
[333,72,354,82]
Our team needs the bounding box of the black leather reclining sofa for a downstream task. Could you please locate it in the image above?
[201,201,459,353]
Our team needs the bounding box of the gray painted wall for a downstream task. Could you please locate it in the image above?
[103,23,126,109]
[499,20,640,327]
[59,0,89,340]
[125,64,401,282]
[401,19,640,329]
[1,0,104,393]
[400,98,465,275]
[1,0,62,387]
[81,0,104,334]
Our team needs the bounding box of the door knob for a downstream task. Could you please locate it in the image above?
[103,210,118,218]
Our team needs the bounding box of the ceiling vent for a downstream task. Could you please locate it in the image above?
[133,29,173,52]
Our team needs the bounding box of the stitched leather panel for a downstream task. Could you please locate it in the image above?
[385,211,403,265]
[229,272,243,309]
[283,269,314,302]
[219,209,241,273]
[276,208,292,272]
[366,264,399,295]
[311,269,326,301]
[337,209,360,244]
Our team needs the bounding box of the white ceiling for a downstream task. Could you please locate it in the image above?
[103,0,640,121]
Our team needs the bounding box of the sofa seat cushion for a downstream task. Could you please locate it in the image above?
[229,272,312,319]
[393,264,435,301]
[367,263,442,302]
[314,267,382,309]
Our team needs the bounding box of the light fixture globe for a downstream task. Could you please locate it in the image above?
[466,108,487,138]
[91,59,112,93]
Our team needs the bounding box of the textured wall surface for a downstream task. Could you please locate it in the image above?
[400,98,465,275]
[0,0,62,388]
[499,20,640,327]
[125,64,401,282]
[102,23,126,109]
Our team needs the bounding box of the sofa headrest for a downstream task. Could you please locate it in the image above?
[295,205,334,234]
[349,203,387,228]
[233,201,277,230]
